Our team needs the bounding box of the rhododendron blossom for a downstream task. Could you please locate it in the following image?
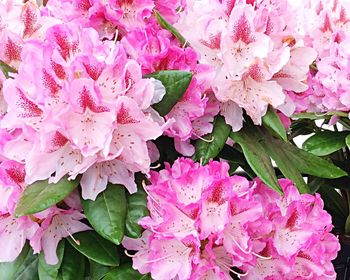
[1,19,164,200]
[176,0,316,129]
[289,0,350,114]
[123,159,339,280]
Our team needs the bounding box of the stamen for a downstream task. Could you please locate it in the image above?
[124,250,137,257]
[150,163,161,169]
[226,232,251,254]
[252,252,272,260]
[57,216,80,245]
[120,78,132,94]
[216,259,249,277]
[193,132,214,143]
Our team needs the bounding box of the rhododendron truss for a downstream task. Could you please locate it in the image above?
[0,0,349,279]
[123,159,339,280]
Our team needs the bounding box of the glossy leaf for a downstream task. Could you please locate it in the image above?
[0,242,39,280]
[38,241,85,280]
[154,11,188,47]
[82,184,127,245]
[262,106,287,141]
[15,177,79,217]
[90,261,113,280]
[345,134,350,149]
[57,242,85,280]
[260,130,310,193]
[0,60,17,79]
[317,184,348,230]
[219,145,256,178]
[68,231,120,266]
[303,131,349,156]
[125,189,149,238]
[282,140,347,179]
[147,70,192,116]
[345,215,350,234]
[230,127,282,194]
[38,240,65,280]
[194,116,231,165]
[102,264,150,280]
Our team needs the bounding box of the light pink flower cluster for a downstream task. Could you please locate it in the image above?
[175,0,316,130]
[289,0,350,114]
[0,159,90,265]
[42,0,216,155]
[123,158,339,280]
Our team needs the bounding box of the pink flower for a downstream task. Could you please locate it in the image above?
[0,215,39,262]
[123,159,339,280]
[123,159,263,279]
[1,20,163,200]
[30,207,91,265]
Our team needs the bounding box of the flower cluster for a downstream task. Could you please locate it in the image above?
[123,158,339,280]
[175,0,316,130]
[289,0,350,114]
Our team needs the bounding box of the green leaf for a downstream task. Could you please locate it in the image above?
[302,131,349,156]
[57,242,85,280]
[345,134,350,149]
[89,261,113,280]
[260,129,310,193]
[230,127,282,194]
[194,116,231,165]
[0,242,39,280]
[125,189,149,238]
[292,111,348,120]
[218,145,256,178]
[38,240,65,280]
[102,264,150,280]
[154,11,188,47]
[0,60,17,79]
[282,140,347,179]
[262,106,287,141]
[345,215,350,234]
[82,184,127,245]
[146,70,192,116]
[317,184,348,230]
[14,176,79,217]
[68,231,120,266]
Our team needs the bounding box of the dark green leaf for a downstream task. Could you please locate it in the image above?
[302,131,349,156]
[282,141,347,179]
[147,70,192,116]
[218,145,256,178]
[82,184,127,245]
[0,242,39,280]
[0,60,17,79]
[345,134,350,149]
[194,116,231,165]
[154,11,188,47]
[89,261,113,280]
[68,231,120,266]
[56,242,85,280]
[260,129,310,193]
[38,240,65,280]
[345,215,350,234]
[292,112,348,120]
[15,176,79,217]
[230,127,282,194]
[125,189,149,238]
[262,106,287,141]
[102,264,149,280]
[317,185,348,230]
